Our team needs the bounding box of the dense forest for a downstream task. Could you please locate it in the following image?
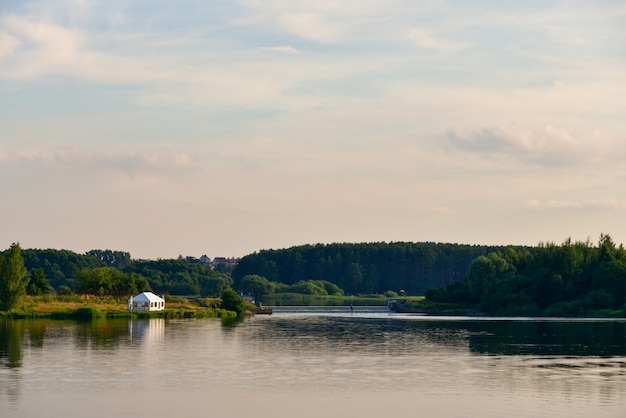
[426,235,626,315]
[5,236,626,316]
[17,249,232,297]
[14,243,513,297]
[232,242,512,295]
[21,249,107,290]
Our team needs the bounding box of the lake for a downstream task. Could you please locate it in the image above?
[1,307,625,418]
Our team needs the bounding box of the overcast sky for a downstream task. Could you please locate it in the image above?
[1,0,625,259]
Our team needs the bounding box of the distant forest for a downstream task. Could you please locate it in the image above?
[17,242,511,297]
[10,237,626,317]
[231,242,514,294]
[19,249,232,297]
[427,234,626,315]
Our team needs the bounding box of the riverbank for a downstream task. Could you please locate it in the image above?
[390,297,626,318]
[0,295,238,320]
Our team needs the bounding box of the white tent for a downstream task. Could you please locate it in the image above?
[128,292,165,311]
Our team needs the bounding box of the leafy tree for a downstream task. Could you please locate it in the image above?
[0,243,29,311]
[466,253,515,303]
[125,258,220,295]
[314,280,344,296]
[592,261,626,308]
[240,275,272,305]
[289,280,329,295]
[427,235,626,315]
[232,242,510,295]
[21,248,106,290]
[200,273,233,297]
[75,267,150,296]
[220,288,246,315]
[27,268,52,295]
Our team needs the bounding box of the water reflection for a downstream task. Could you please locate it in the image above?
[0,318,167,369]
[465,320,626,356]
[1,315,625,418]
[129,318,165,346]
[239,316,626,357]
[0,320,25,368]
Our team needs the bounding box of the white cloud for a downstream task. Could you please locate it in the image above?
[444,124,622,166]
[525,198,625,211]
[260,45,302,54]
[0,15,83,77]
[0,146,194,174]
[0,30,20,59]
[407,28,470,51]
[277,12,343,42]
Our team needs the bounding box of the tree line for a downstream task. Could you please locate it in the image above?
[15,248,233,298]
[426,235,626,315]
[232,242,511,295]
[4,237,625,316]
[4,242,507,310]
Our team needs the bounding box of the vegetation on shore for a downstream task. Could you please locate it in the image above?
[425,235,626,317]
[0,294,241,320]
[2,235,626,319]
[232,242,512,295]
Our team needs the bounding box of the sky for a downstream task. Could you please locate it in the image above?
[1,0,625,260]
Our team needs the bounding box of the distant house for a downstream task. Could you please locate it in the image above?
[210,257,238,269]
[128,292,165,311]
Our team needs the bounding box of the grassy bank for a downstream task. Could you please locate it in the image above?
[0,294,238,320]
[261,293,393,306]
[397,297,626,317]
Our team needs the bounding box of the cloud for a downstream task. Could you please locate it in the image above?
[260,45,302,54]
[0,146,193,175]
[0,15,84,76]
[407,28,470,51]
[0,31,20,59]
[525,198,625,211]
[277,12,343,42]
[443,124,621,167]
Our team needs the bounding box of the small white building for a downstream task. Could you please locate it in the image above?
[128,292,165,311]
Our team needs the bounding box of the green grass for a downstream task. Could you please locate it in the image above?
[262,293,396,306]
[1,294,237,320]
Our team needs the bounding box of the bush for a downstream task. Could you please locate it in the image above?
[72,307,105,320]
[220,288,246,315]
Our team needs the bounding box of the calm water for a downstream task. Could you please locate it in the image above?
[1,308,626,418]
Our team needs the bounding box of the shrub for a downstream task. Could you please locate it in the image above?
[72,307,105,320]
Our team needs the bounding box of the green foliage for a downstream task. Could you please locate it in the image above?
[427,235,626,316]
[125,258,226,296]
[220,288,246,316]
[233,242,511,295]
[240,274,273,304]
[27,268,52,295]
[75,267,151,296]
[200,273,233,298]
[21,248,106,290]
[0,243,29,311]
[263,293,389,306]
[86,249,131,269]
[72,307,105,320]
[289,280,328,295]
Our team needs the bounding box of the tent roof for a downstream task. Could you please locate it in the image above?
[131,291,164,302]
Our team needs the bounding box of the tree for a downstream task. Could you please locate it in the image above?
[27,268,52,295]
[75,267,150,296]
[0,243,29,311]
[240,274,272,305]
[220,288,246,316]
[200,273,233,297]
